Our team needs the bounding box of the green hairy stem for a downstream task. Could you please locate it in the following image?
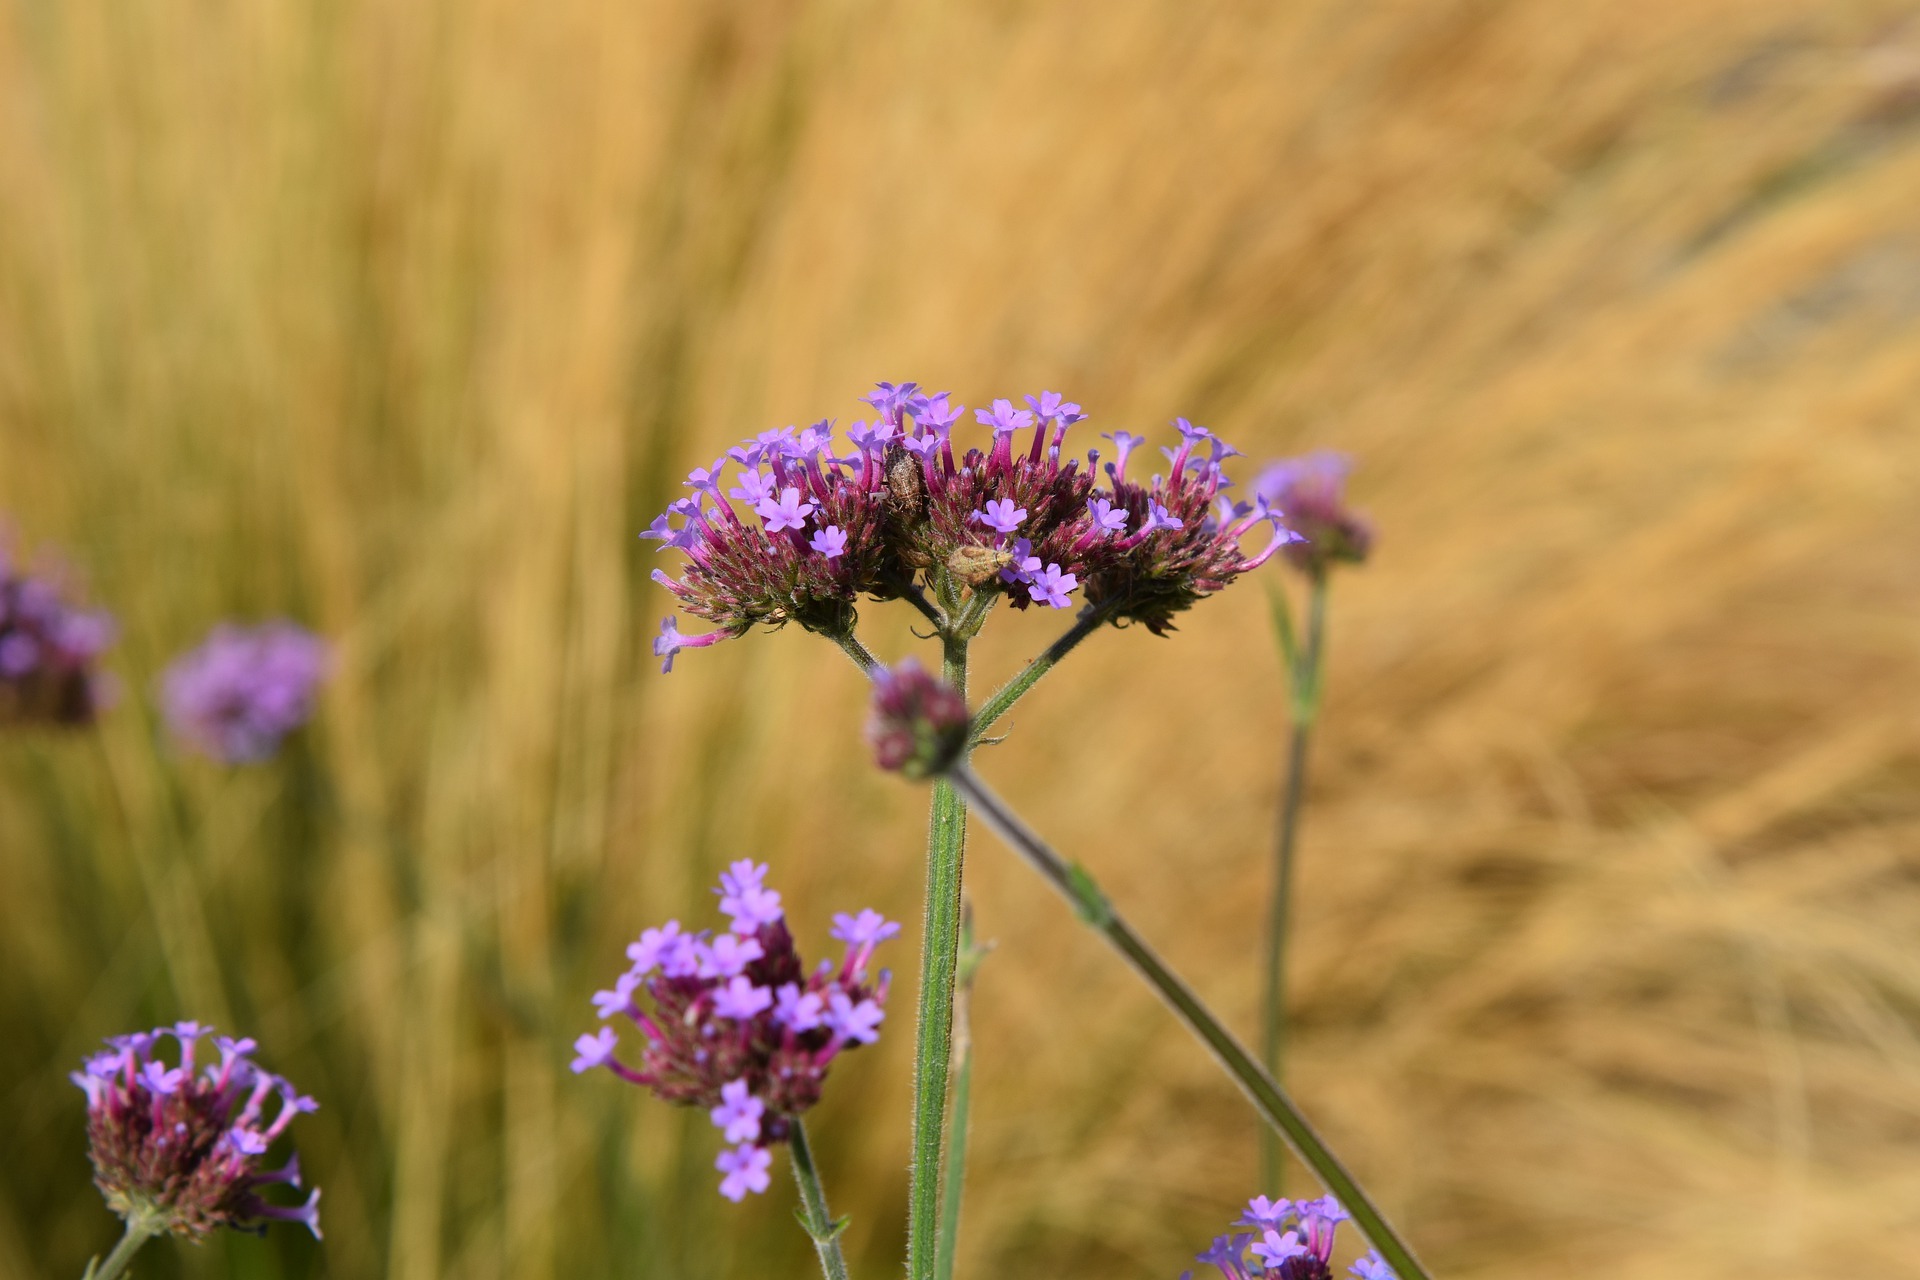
[934,905,987,1280]
[1260,572,1328,1191]
[788,1119,852,1280]
[84,1213,161,1280]
[948,764,1431,1280]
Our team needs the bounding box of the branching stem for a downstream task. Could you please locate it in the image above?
[947,764,1429,1280]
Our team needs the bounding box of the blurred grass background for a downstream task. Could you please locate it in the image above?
[3,0,1920,1276]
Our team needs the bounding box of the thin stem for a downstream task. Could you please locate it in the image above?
[788,1119,852,1280]
[969,600,1113,742]
[934,904,986,1280]
[832,629,882,676]
[907,633,971,1280]
[902,582,947,631]
[87,1215,161,1280]
[948,765,1430,1280]
[1260,572,1328,1192]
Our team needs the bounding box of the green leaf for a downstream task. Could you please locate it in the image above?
[1067,862,1112,927]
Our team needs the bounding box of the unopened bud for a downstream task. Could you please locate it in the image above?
[866,659,969,779]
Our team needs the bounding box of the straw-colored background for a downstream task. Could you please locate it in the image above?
[4,1,1919,1276]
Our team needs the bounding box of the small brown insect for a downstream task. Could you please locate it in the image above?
[946,544,1013,589]
[883,444,928,518]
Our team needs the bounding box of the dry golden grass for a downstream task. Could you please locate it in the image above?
[3,1,1919,1276]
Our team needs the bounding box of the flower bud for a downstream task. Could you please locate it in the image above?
[866,658,969,779]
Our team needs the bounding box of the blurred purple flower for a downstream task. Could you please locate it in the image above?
[161,622,328,763]
[0,531,116,727]
[1252,451,1373,574]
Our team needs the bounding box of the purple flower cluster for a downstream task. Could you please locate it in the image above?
[572,860,898,1201]
[71,1023,321,1240]
[866,657,970,779]
[646,384,1305,668]
[1252,452,1373,575]
[161,622,329,763]
[0,535,115,726]
[1181,1196,1393,1280]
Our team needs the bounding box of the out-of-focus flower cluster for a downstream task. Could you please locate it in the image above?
[1181,1195,1395,1280]
[161,622,329,763]
[572,860,897,1201]
[0,534,115,726]
[71,1023,321,1240]
[866,657,970,779]
[646,383,1306,669]
[1252,452,1372,576]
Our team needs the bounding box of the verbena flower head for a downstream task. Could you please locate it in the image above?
[1179,1195,1381,1280]
[644,385,1304,666]
[72,1023,321,1240]
[866,658,969,779]
[0,531,116,727]
[1252,451,1373,575]
[161,622,329,763]
[572,862,897,1202]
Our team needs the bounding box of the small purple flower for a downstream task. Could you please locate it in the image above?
[698,934,765,979]
[1026,390,1084,424]
[831,910,902,947]
[715,1143,773,1202]
[1194,1232,1253,1278]
[1139,502,1185,535]
[1103,430,1147,479]
[1240,1196,1294,1230]
[1350,1253,1398,1279]
[708,1080,764,1144]
[626,920,687,975]
[160,622,329,764]
[592,972,640,1020]
[683,461,731,499]
[572,1028,619,1073]
[1025,563,1078,609]
[810,525,849,560]
[825,992,884,1045]
[1087,497,1129,535]
[755,486,817,533]
[915,393,965,432]
[716,859,784,930]
[653,615,729,674]
[711,976,774,1021]
[1251,1230,1307,1268]
[862,381,922,420]
[773,983,826,1032]
[728,469,777,506]
[845,420,895,453]
[75,1023,321,1241]
[971,498,1027,535]
[975,398,1036,435]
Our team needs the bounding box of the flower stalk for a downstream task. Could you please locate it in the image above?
[787,1119,851,1280]
[907,608,974,1280]
[945,763,1430,1280]
[934,904,988,1280]
[969,600,1115,743]
[83,1211,161,1280]
[1260,570,1328,1191]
